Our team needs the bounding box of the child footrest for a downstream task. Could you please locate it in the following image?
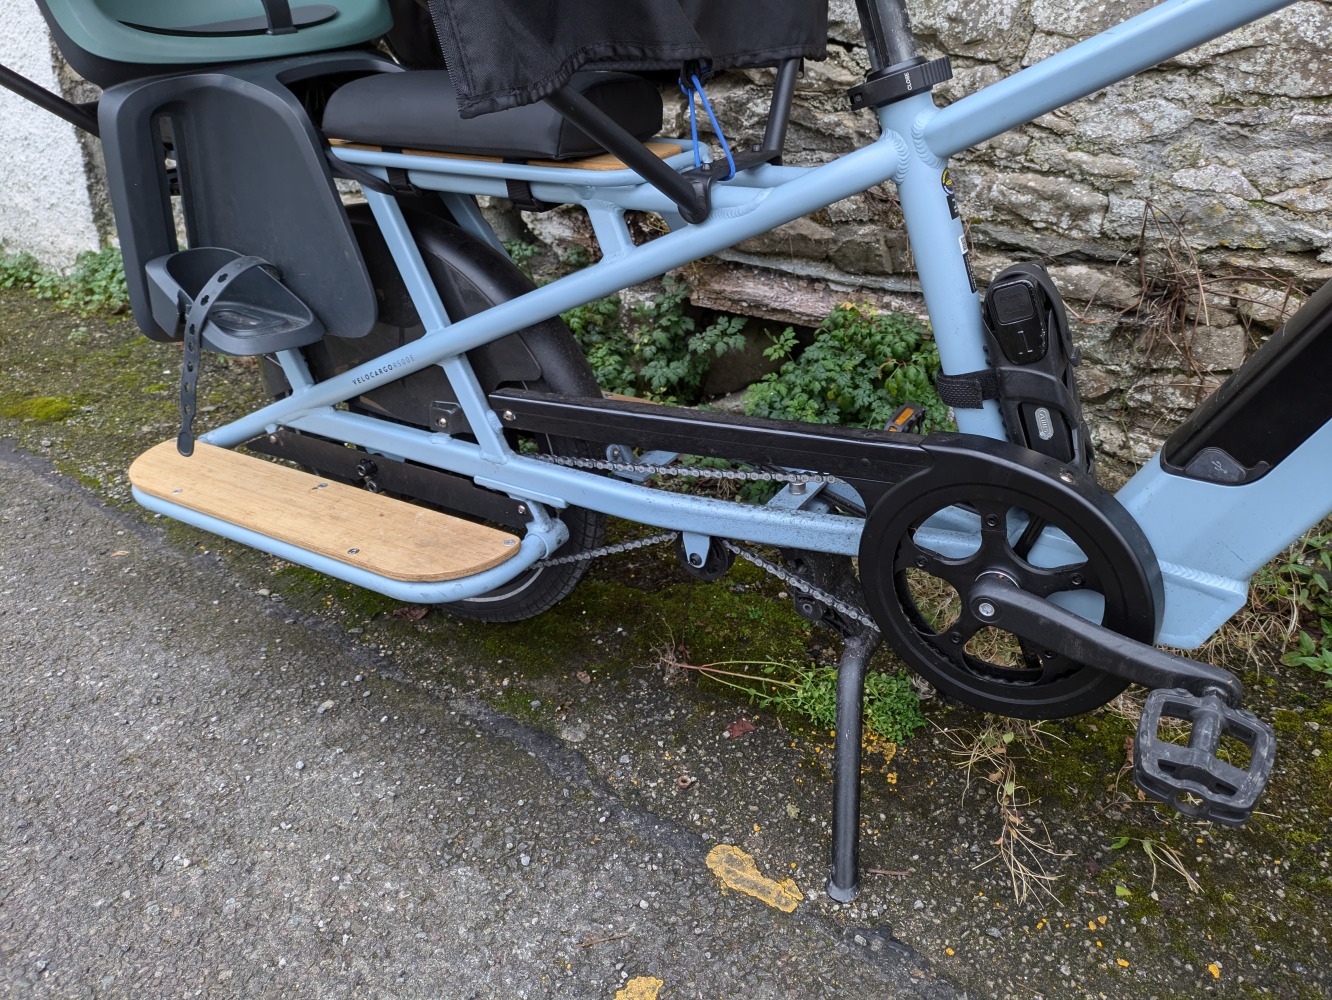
[129,441,521,583]
[144,248,324,356]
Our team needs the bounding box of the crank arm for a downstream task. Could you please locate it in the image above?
[968,576,1275,824]
[968,575,1243,705]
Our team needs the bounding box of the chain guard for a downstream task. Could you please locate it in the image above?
[859,437,1162,719]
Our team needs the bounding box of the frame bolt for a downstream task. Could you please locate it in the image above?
[502,409,516,422]
[689,552,704,567]
[437,415,449,428]
[976,601,997,620]
[1069,573,1085,587]
[1058,470,1076,484]
[517,504,528,516]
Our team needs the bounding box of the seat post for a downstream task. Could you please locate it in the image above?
[853,0,921,73]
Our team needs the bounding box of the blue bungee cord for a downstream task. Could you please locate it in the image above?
[678,68,737,180]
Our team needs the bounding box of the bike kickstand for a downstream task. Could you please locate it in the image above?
[827,628,882,902]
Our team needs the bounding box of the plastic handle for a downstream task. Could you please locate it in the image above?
[260,0,297,34]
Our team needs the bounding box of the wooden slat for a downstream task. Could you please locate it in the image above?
[329,137,683,172]
[129,441,519,583]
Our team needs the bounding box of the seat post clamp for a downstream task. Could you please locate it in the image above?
[848,56,952,111]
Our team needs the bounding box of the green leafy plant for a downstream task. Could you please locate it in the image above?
[744,302,949,431]
[1274,531,1332,686]
[502,239,543,280]
[0,247,128,315]
[669,657,926,743]
[561,276,746,404]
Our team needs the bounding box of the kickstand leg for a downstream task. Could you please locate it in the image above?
[827,629,881,902]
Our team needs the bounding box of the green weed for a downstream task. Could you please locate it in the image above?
[561,276,746,404]
[744,302,949,431]
[0,247,128,315]
[670,656,926,743]
[1273,531,1332,686]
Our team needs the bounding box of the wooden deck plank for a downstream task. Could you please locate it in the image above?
[129,441,519,583]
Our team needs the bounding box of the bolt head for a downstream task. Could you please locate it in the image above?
[689,552,704,566]
[437,416,448,428]
[502,409,516,422]
[976,601,997,619]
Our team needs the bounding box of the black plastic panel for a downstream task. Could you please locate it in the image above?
[1163,278,1332,483]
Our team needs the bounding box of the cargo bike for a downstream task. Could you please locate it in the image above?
[4,0,1329,899]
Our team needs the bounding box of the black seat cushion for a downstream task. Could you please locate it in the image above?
[322,69,663,160]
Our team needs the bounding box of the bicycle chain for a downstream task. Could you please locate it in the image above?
[720,541,880,633]
[536,453,843,485]
[530,453,879,632]
[537,530,680,567]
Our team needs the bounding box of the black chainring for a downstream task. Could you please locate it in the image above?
[859,437,1162,719]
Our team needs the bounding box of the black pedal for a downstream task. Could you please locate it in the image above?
[884,402,926,434]
[1134,689,1276,826]
[981,263,1094,472]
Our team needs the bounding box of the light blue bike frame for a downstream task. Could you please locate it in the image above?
[178,0,1329,648]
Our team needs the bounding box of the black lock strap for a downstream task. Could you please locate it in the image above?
[935,368,1001,410]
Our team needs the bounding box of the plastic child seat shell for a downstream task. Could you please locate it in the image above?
[98,52,392,344]
[37,0,393,86]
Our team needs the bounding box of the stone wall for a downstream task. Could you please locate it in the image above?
[529,1,1332,463]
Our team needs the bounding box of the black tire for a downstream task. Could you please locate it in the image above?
[266,204,605,621]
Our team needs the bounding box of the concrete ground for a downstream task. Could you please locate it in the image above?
[0,441,958,998]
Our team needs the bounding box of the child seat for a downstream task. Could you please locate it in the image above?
[37,0,392,86]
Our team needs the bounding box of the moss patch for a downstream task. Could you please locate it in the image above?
[0,394,79,422]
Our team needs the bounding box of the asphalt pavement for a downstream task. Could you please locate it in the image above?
[0,440,961,998]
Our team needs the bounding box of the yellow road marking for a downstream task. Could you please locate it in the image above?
[705,844,804,913]
[615,976,664,999]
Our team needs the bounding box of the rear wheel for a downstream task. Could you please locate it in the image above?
[264,204,605,621]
